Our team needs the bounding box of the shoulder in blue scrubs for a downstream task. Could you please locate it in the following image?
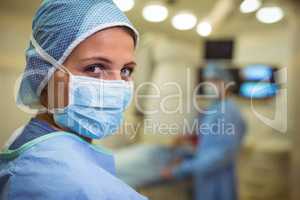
[1,119,146,200]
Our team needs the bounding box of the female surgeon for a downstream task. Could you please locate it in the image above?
[0,0,147,199]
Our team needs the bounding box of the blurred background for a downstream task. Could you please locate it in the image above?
[0,0,299,200]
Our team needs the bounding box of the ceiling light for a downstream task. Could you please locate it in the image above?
[172,12,197,31]
[143,4,168,23]
[113,0,135,12]
[197,21,212,37]
[240,0,261,13]
[256,6,284,24]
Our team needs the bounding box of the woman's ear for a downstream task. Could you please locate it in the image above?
[41,70,69,110]
[40,87,49,109]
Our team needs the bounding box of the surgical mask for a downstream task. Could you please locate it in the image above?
[30,35,134,139]
[53,70,133,139]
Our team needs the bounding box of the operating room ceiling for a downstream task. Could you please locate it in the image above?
[0,0,291,48]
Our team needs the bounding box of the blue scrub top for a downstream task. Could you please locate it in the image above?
[9,118,56,150]
[0,119,147,200]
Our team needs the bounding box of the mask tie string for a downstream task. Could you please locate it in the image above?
[30,35,71,75]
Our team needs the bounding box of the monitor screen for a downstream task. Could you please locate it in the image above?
[241,64,273,81]
[240,82,278,99]
[204,40,234,60]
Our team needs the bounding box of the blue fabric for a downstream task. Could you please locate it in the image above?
[9,118,55,150]
[18,0,139,107]
[173,99,246,200]
[0,132,147,200]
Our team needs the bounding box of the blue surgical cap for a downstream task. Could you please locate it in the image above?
[203,61,233,83]
[17,0,139,108]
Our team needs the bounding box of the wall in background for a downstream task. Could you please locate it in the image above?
[289,6,300,200]
[0,69,31,146]
[235,28,292,68]
[0,12,32,147]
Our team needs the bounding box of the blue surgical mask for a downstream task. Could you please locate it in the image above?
[53,73,134,139]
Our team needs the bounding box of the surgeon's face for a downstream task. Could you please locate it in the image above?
[40,27,136,109]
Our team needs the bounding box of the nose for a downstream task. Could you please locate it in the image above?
[101,69,122,80]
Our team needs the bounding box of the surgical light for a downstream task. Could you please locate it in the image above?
[113,0,135,12]
[256,6,284,24]
[172,12,197,31]
[197,21,212,37]
[240,0,261,13]
[143,3,168,23]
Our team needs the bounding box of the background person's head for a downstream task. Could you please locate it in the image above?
[203,62,234,100]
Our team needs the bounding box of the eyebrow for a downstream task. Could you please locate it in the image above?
[80,56,137,66]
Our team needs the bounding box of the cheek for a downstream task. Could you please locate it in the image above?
[46,71,69,109]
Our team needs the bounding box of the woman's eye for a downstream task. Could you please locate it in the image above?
[85,64,105,74]
[121,67,133,78]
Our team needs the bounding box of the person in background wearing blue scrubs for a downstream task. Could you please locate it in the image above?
[161,63,247,200]
[0,1,147,199]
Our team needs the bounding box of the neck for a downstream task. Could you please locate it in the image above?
[35,113,92,143]
[219,90,231,100]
